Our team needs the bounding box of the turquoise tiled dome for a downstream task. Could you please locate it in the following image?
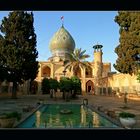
[49,25,75,56]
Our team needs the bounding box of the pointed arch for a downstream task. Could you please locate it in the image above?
[73,66,81,78]
[85,66,92,78]
[42,66,51,78]
[86,80,94,93]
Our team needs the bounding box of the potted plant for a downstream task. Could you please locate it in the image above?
[0,111,21,128]
[119,112,136,129]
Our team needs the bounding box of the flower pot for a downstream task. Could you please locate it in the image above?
[119,117,136,129]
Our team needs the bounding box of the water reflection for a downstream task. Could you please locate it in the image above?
[81,105,100,128]
[80,105,87,127]
[92,112,99,127]
[46,114,64,128]
[18,104,118,128]
[35,111,41,128]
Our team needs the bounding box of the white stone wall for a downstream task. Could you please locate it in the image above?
[107,73,140,94]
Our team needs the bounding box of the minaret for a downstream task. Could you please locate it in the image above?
[93,44,103,77]
[93,44,103,95]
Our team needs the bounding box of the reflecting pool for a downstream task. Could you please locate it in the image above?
[17,104,118,128]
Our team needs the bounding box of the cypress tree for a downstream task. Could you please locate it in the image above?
[114,11,140,75]
[0,11,39,98]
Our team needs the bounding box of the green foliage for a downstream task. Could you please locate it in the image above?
[3,111,22,121]
[41,78,59,94]
[41,78,50,94]
[0,11,39,98]
[64,48,90,74]
[119,112,135,118]
[114,11,140,75]
[59,76,81,99]
[0,36,7,82]
[137,72,140,82]
[49,78,59,91]
[59,77,72,92]
[71,76,81,96]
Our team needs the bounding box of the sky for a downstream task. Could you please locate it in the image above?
[0,11,119,72]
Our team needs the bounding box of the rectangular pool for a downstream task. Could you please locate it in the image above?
[17,104,119,128]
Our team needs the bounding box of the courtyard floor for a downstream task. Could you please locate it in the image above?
[0,93,140,129]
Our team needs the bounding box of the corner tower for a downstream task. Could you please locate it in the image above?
[93,44,103,78]
[93,44,103,95]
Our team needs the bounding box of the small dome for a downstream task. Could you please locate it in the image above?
[49,25,75,58]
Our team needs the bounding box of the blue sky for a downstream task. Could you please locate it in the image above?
[0,11,119,72]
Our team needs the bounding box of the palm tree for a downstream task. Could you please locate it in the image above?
[64,48,90,76]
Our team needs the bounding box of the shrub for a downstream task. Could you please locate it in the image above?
[41,78,50,94]
[49,78,59,92]
[71,76,81,97]
[119,112,135,118]
[2,111,22,121]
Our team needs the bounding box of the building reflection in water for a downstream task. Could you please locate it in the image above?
[35,111,41,128]
[48,114,53,127]
[47,114,64,128]
[92,112,100,127]
[81,105,87,127]
[55,114,60,124]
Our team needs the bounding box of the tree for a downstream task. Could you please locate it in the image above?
[71,76,81,98]
[0,11,39,98]
[0,35,7,82]
[49,78,59,98]
[137,72,140,83]
[114,11,140,75]
[41,78,50,94]
[49,78,59,92]
[59,77,72,100]
[64,48,90,75]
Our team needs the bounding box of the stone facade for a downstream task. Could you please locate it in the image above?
[0,25,140,97]
[35,50,111,95]
[34,25,140,96]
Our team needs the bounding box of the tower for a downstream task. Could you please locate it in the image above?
[93,44,103,94]
[93,44,103,78]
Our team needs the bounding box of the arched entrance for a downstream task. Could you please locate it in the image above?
[42,66,51,78]
[86,80,94,94]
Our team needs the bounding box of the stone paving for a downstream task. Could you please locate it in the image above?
[85,94,140,128]
[0,93,140,128]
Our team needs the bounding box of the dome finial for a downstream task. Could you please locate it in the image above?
[61,16,64,27]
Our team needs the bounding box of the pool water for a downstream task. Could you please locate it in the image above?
[17,104,118,128]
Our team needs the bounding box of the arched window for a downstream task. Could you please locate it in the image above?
[74,66,81,78]
[85,67,92,78]
[42,66,51,78]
